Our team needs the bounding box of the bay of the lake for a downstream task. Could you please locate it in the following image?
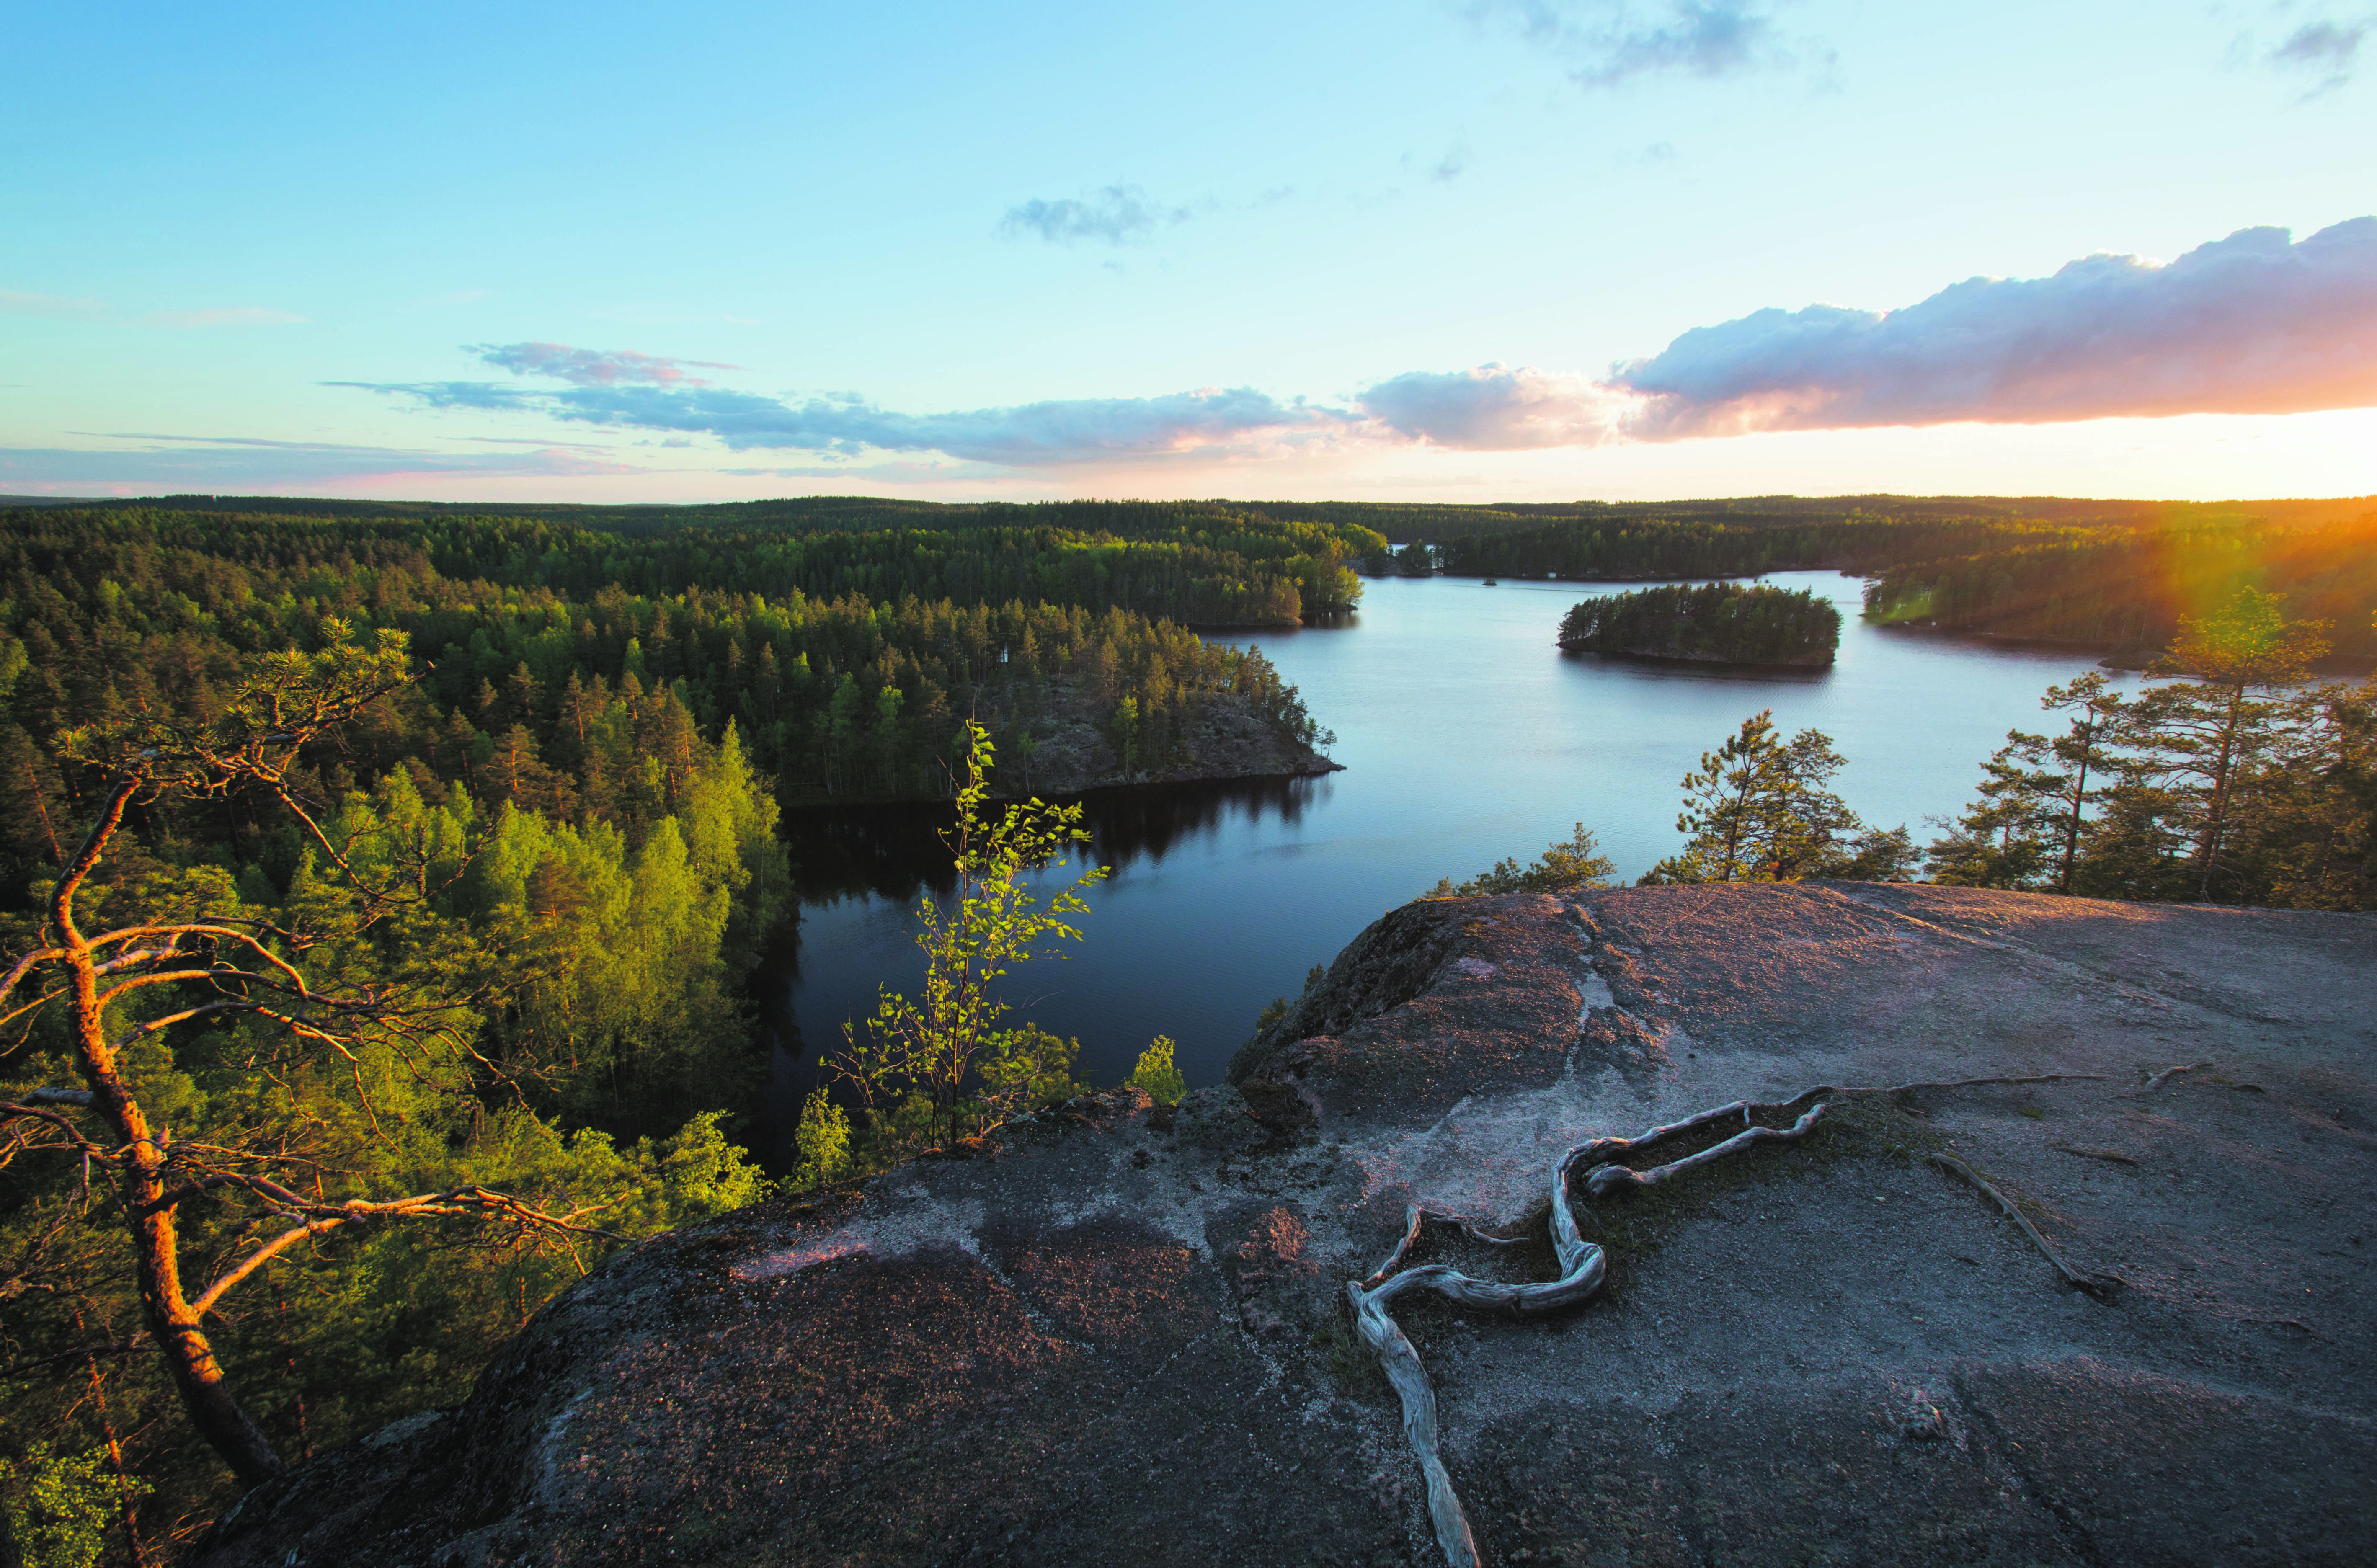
[762,570,2131,1148]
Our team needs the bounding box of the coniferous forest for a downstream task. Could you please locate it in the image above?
[1556,583,1841,666]
[0,498,1369,1553]
[0,491,2371,1559]
[1423,495,2377,663]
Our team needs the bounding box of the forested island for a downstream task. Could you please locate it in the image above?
[1556,582,1840,666]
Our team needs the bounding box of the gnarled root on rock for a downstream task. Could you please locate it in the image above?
[1345,1073,2111,1568]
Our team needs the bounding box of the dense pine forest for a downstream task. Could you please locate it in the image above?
[0,498,1367,1556]
[1556,583,1841,666]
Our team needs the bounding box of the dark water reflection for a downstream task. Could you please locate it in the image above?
[761,571,2133,1158]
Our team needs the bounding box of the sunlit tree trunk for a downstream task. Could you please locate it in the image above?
[54,781,286,1488]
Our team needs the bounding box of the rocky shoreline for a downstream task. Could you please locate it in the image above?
[1553,637,1834,668]
[194,883,2377,1568]
[1009,686,1343,795]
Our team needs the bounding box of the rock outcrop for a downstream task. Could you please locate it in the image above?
[1012,683,1341,795]
[195,884,2377,1567]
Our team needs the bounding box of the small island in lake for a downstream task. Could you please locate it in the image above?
[1557,580,1842,666]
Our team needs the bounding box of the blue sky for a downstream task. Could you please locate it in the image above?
[5,0,2374,502]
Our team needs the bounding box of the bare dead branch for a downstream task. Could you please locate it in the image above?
[0,1100,116,1154]
[188,1221,350,1319]
[0,1335,152,1382]
[0,947,65,1011]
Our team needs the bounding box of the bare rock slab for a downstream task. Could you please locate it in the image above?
[195,885,2377,1567]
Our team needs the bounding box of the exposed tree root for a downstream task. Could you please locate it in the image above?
[1929,1152,2123,1301]
[1345,1073,2113,1567]
[2053,1142,2140,1166]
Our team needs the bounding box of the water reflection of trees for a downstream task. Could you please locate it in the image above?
[783,775,1326,908]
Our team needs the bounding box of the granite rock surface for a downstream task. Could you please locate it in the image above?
[194,884,2377,1567]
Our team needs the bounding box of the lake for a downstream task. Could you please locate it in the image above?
[762,570,2132,1147]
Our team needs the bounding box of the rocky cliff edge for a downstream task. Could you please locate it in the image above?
[195,884,2377,1567]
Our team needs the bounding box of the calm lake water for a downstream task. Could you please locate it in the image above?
[761,571,2130,1148]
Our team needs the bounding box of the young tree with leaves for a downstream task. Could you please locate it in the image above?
[829,722,1109,1152]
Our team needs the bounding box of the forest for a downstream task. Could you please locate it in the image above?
[1416,497,2377,664]
[39,489,2372,665]
[3,491,2370,1563]
[0,506,1352,815]
[0,499,1356,1561]
[1556,583,1841,666]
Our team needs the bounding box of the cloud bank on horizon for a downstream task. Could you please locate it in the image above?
[0,436,636,491]
[331,218,2377,471]
[1618,217,2377,435]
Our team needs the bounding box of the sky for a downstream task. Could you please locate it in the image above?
[5,0,2375,505]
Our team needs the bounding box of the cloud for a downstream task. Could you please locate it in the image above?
[1358,364,1624,449]
[0,436,639,492]
[147,307,309,328]
[998,185,1187,246]
[1404,143,1471,183]
[1471,0,1801,89]
[330,219,2377,472]
[1613,218,2377,436]
[720,459,1012,484]
[2267,16,2369,92]
[472,340,741,386]
[347,374,1352,466]
[1,289,106,317]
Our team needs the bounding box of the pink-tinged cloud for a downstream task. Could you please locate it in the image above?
[1357,363,1625,449]
[1614,218,2377,436]
[0,436,642,494]
[348,375,1354,465]
[474,340,743,387]
[338,219,2377,470]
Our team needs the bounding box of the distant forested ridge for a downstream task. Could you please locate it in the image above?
[1558,583,1841,667]
[59,488,2374,661]
[1410,497,2375,664]
[0,505,1360,813]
